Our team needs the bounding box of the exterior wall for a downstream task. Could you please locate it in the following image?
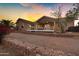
[74,20,79,26]
[65,21,74,31]
[52,21,61,32]
[67,21,74,27]
[44,24,52,30]
[34,23,44,30]
[16,21,32,32]
[16,20,67,32]
[48,23,54,30]
[35,22,54,30]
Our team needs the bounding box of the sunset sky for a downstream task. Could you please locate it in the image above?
[0,3,74,23]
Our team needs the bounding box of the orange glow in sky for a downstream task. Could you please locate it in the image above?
[0,3,73,23]
[26,13,44,22]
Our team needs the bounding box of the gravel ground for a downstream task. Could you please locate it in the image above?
[0,44,17,56]
[4,32,79,55]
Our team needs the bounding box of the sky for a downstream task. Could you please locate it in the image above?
[0,3,74,23]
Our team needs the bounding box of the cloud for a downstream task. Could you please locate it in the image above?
[20,3,69,18]
[20,3,34,8]
[20,3,52,12]
[20,3,54,17]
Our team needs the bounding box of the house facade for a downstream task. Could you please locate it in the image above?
[16,16,74,32]
[35,16,55,30]
[16,18,35,32]
[16,16,58,32]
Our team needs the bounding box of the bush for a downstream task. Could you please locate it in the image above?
[67,26,79,32]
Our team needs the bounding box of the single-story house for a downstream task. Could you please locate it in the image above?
[16,16,58,32]
[16,16,75,32]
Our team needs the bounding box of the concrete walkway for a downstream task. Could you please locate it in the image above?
[5,33,79,55]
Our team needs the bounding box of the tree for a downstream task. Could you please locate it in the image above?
[0,19,15,28]
[51,5,67,33]
[66,4,79,22]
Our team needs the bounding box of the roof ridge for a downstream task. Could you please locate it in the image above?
[17,18,33,22]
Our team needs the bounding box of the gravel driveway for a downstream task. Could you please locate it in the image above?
[4,33,79,55]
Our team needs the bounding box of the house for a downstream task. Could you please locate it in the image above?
[36,16,68,32]
[16,16,61,32]
[16,18,35,32]
[16,16,56,32]
[66,20,79,32]
[35,16,56,30]
[74,19,79,26]
[16,16,74,32]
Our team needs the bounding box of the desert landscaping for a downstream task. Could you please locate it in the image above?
[0,3,79,56]
[0,32,79,56]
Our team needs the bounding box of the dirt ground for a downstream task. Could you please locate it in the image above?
[0,44,17,56]
[2,32,79,55]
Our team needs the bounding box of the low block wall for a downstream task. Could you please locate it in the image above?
[2,37,74,56]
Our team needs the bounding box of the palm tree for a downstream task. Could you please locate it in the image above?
[0,19,15,28]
